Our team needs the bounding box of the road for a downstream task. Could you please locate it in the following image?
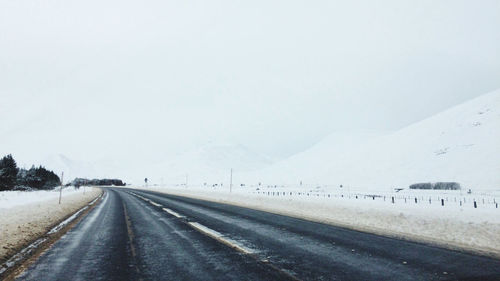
[18,188,500,280]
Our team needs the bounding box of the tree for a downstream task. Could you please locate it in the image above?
[0,154,19,191]
[20,165,60,190]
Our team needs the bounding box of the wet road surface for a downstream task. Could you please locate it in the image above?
[18,188,500,280]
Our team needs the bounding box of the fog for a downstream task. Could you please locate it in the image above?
[1,0,499,175]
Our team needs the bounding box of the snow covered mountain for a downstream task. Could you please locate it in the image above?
[38,154,98,182]
[251,89,500,192]
[133,142,274,185]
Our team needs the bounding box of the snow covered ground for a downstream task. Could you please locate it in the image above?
[0,186,96,209]
[0,187,101,263]
[131,184,500,257]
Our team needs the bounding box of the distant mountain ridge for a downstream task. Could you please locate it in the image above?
[249,88,500,191]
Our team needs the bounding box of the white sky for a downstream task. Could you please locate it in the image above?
[1,0,500,167]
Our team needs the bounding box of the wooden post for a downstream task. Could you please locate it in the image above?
[230,168,233,193]
[59,172,64,205]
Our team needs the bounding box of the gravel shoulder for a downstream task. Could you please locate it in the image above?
[0,188,102,263]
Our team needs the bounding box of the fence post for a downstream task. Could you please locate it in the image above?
[392,197,395,204]
[441,199,444,206]
[474,201,477,208]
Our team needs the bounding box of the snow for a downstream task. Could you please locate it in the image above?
[13,142,274,186]
[242,88,500,192]
[126,142,274,184]
[38,154,98,182]
[0,186,93,209]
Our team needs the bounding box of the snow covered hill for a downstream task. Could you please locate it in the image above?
[39,154,97,182]
[250,89,500,192]
[133,142,274,185]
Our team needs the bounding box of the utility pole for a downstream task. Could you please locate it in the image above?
[59,172,64,205]
[230,168,233,193]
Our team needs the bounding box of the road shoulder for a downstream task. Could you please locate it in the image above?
[0,188,102,266]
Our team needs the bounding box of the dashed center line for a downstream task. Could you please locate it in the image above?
[162,208,184,218]
[129,192,258,256]
[130,192,163,208]
[126,191,305,280]
[149,201,162,207]
[188,222,256,255]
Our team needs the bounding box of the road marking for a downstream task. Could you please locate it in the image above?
[129,192,162,207]
[149,201,162,207]
[162,208,184,218]
[126,191,300,280]
[188,222,256,255]
[129,192,256,255]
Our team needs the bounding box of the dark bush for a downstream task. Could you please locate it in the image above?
[409,182,461,190]
[71,178,125,187]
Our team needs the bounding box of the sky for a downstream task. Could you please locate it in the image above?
[1,0,500,172]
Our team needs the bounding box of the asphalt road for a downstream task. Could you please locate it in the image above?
[18,188,500,281]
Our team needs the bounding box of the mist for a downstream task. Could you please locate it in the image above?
[1,0,499,181]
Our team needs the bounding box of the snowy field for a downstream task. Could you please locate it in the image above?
[131,184,500,258]
[0,186,95,209]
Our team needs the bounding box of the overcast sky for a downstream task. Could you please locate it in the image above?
[1,0,499,167]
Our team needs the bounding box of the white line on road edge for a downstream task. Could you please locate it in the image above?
[0,191,104,276]
[188,222,256,255]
